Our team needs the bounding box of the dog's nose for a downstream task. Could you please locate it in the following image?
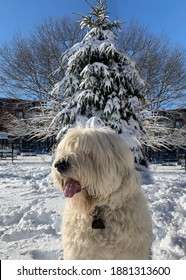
[54,160,70,173]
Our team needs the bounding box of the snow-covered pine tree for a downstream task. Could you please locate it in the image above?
[50,0,147,164]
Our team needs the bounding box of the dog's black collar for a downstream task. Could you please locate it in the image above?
[92,206,106,229]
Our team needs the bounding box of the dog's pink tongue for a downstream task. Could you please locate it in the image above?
[64,179,81,198]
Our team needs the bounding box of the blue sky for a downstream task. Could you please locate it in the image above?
[0,0,186,48]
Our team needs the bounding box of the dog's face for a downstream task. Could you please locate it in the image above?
[52,127,137,209]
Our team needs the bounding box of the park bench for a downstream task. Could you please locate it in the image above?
[0,149,17,160]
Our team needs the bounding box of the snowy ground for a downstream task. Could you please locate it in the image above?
[0,155,185,260]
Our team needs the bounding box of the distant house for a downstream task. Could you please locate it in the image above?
[153,108,186,129]
[0,131,8,148]
[0,98,45,129]
[0,98,51,153]
[148,108,186,163]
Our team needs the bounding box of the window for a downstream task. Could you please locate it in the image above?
[15,112,23,118]
[175,121,184,128]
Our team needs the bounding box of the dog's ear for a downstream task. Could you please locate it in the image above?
[106,167,141,209]
[120,167,141,199]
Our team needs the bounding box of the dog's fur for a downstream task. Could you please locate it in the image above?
[52,127,152,259]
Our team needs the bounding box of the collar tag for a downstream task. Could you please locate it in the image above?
[92,215,105,229]
[92,206,106,229]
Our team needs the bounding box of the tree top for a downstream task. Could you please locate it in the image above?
[77,0,122,31]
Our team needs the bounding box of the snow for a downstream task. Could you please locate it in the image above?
[0,156,63,260]
[142,165,186,259]
[82,28,116,43]
[0,155,185,260]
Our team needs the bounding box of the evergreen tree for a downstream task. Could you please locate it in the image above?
[50,0,147,163]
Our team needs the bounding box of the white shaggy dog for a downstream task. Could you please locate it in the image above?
[52,127,152,260]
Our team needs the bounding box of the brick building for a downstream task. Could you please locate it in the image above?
[0,98,51,152]
[149,108,186,163]
[155,108,186,129]
[0,98,43,130]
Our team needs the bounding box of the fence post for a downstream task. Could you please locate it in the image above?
[11,143,14,163]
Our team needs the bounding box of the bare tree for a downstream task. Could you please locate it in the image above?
[117,20,186,150]
[0,15,85,141]
[117,20,186,109]
[0,16,85,100]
